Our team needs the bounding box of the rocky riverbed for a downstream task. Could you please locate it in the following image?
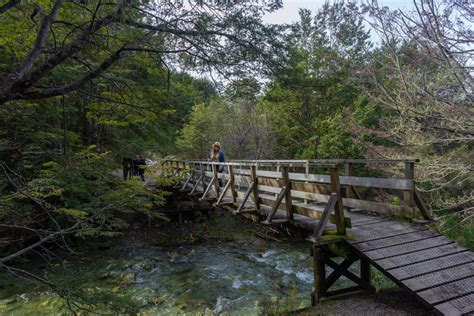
[0,209,430,315]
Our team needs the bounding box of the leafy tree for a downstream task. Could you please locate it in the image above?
[263,2,370,158]
[0,0,283,104]
[361,0,473,222]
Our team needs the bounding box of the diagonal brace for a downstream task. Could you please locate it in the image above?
[307,193,337,243]
[236,182,254,213]
[189,174,203,195]
[265,186,287,223]
[216,179,231,206]
[200,176,216,201]
[325,258,374,292]
[180,172,193,191]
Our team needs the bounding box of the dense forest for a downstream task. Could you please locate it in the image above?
[0,0,472,313]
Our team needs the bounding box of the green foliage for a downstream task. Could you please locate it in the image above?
[176,102,221,159]
[261,3,371,159]
[0,146,168,243]
[440,214,474,250]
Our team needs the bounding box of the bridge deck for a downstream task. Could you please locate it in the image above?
[167,160,473,315]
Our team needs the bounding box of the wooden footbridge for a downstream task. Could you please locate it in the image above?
[163,159,474,315]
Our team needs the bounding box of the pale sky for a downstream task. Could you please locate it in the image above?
[263,0,415,25]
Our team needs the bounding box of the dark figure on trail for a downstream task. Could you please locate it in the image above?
[122,158,133,180]
[209,142,225,186]
[134,155,146,181]
[132,155,140,177]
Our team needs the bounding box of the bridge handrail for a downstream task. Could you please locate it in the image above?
[165,158,419,167]
[163,158,431,234]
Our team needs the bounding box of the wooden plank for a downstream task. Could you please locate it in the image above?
[349,223,426,244]
[433,293,474,316]
[290,189,331,203]
[354,230,441,252]
[261,218,290,226]
[362,236,455,260]
[291,182,332,195]
[402,262,474,292]
[350,218,391,227]
[340,175,414,190]
[234,168,251,176]
[234,208,258,215]
[234,175,252,186]
[256,169,282,179]
[376,243,469,270]
[289,172,330,183]
[417,276,474,305]
[387,252,474,280]
[258,184,281,194]
[342,197,413,218]
[289,172,414,190]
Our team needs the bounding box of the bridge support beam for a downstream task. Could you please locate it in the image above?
[311,243,375,306]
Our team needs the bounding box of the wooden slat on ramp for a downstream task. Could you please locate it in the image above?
[362,235,455,261]
[349,220,474,315]
[402,262,474,292]
[417,276,474,306]
[376,243,469,270]
[433,293,474,316]
[387,252,474,280]
[352,229,440,252]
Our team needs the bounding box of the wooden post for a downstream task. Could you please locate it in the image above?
[212,164,220,197]
[344,162,353,199]
[281,165,293,220]
[330,166,346,235]
[191,163,196,183]
[304,160,310,204]
[312,245,326,306]
[229,165,237,202]
[251,165,260,210]
[360,257,372,292]
[404,162,415,218]
[200,163,206,188]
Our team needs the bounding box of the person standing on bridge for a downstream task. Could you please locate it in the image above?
[209,142,225,186]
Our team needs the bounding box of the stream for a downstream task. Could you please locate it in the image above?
[0,210,392,315]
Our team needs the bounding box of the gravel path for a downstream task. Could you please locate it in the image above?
[290,288,431,315]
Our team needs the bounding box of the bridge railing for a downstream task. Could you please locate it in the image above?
[163,159,431,237]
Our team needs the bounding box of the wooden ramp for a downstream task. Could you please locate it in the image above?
[348,217,474,315]
[164,159,474,315]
